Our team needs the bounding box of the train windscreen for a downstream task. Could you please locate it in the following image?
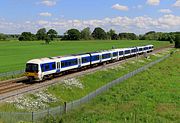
[26,63,38,72]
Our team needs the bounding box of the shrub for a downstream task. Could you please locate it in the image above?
[174,35,180,48]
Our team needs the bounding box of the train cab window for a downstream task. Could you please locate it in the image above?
[26,63,38,72]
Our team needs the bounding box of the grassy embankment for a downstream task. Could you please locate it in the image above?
[0,48,174,113]
[59,50,179,123]
[0,40,170,74]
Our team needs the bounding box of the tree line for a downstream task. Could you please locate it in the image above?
[0,27,179,48]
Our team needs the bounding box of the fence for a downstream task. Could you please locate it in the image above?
[0,53,171,123]
[0,69,24,78]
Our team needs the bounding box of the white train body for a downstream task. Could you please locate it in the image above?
[25,45,154,81]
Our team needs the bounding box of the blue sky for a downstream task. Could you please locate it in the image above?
[0,0,179,34]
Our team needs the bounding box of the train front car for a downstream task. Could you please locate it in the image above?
[25,59,42,82]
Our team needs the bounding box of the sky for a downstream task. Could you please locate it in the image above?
[0,0,179,34]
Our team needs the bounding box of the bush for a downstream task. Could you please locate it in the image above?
[174,35,180,48]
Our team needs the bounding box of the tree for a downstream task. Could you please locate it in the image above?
[107,29,118,40]
[36,28,47,40]
[145,31,156,35]
[92,27,107,40]
[62,29,81,40]
[47,29,58,41]
[0,33,6,40]
[44,35,51,44]
[80,27,92,40]
[18,32,36,41]
[175,34,180,48]
[119,33,137,40]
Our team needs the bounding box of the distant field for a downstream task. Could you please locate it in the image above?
[0,40,170,73]
[61,50,180,123]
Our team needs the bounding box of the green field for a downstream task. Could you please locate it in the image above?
[0,48,173,112]
[0,40,170,73]
[59,50,180,123]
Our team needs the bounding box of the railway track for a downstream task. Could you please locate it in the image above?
[0,77,29,95]
[0,45,173,101]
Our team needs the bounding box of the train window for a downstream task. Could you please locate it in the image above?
[92,55,99,61]
[119,51,123,55]
[61,62,65,68]
[41,65,45,72]
[113,52,118,57]
[125,50,130,54]
[52,63,56,69]
[45,64,49,70]
[82,57,88,63]
[72,59,77,65]
[83,57,90,63]
[102,53,110,59]
[132,49,136,53]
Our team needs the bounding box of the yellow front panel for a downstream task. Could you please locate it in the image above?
[25,72,38,77]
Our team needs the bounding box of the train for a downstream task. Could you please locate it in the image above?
[25,45,154,81]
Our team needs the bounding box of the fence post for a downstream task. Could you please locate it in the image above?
[47,109,50,117]
[32,112,34,123]
[64,102,67,113]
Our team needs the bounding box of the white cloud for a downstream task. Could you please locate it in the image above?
[37,20,49,25]
[159,9,172,14]
[39,12,52,17]
[0,15,180,34]
[112,4,129,11]
[147,0,160,6]
[39,0,56,7]
[173,0,180,7]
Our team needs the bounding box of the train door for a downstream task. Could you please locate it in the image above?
[56,62,60,73]
[78,57,82,68]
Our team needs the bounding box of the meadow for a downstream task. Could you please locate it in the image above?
[0,48,174,112]
[59,50,180,123]
[0,40,170,73]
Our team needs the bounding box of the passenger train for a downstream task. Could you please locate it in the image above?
[25,45,154,81]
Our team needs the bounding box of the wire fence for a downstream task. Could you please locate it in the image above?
[0,53,171,123]
[0,69,24,78]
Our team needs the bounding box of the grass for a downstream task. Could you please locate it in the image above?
[58,50,180,123]
[0,40,170,73]
[46,49,173,107]
[0,49,172,113]
[0,49,177,122]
